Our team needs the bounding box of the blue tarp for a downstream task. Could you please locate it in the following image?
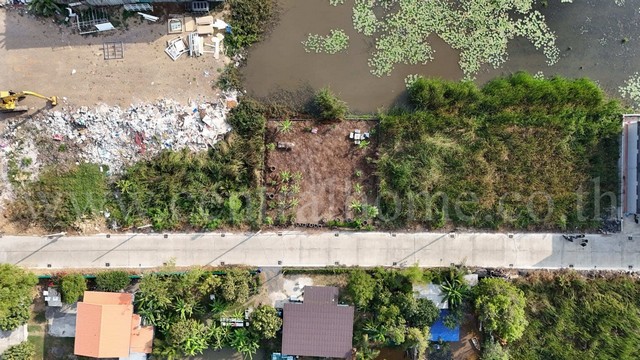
[430,310,460,342]
[272,353,294,360]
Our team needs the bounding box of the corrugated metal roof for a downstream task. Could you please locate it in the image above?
[282,302,354,358]
[303,286,339,304]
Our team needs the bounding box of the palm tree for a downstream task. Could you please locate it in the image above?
[441,278,467,309]
[354,335,380,360]
[208,323,230,350]
[279,119,294,133]
[350,200,363,213]
[280,170,292,183]
[362,321,388,345]
[230,328,259,360]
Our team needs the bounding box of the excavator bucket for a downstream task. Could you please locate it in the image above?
[50,96,58,107]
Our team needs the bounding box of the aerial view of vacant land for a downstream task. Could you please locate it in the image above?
[2,0,640,359]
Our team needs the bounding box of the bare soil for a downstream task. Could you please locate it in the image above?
[451,313,481,360]
[0,5,228,122]
[265,120,377,224]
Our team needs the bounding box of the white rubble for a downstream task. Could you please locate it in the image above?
[1,95,236,176]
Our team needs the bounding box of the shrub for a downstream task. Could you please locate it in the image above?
[249,305,282,339]
[60,274,86,304]
[225,0,275,54]
[482,340,509,360]
[217,64,243,91]
[95,271,130,292]
[0,264,38,331]
[27,0,61,17]
[346,269,375,309]
[1,341,36,360]
[314,87,348,121]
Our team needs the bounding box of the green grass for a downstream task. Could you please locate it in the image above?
[510,272,640,360]
[377,73,623,230]
[8,163,108,230]
[28,334,44,360]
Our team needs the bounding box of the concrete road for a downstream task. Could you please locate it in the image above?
[2,230,640,270]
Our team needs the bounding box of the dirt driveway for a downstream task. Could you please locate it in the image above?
[0,7,227,111]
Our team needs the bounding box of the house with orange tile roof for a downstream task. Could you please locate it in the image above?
[74,291,153,358]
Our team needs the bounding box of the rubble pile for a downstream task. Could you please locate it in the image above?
[21,96,235,172]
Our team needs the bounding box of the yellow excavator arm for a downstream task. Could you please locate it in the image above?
[1,90,58,112]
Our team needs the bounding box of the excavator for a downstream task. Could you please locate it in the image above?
[1,90,58,113]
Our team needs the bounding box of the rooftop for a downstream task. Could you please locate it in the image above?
[74,291,153,358]
[282,286,354,359]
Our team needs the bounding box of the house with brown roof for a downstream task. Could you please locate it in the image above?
[282,286,354,359]
[74,291,154,358]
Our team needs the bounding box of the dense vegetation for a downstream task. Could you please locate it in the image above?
[0,341,36,360]
[95,270,131,292]
[135,268,271,359]
[377,73,623,230]
[314,87,348,121]
[0,264,37,331]
[510,272,640,360]
[60,274,87,304]
[8,163,108,230]
[225,0,276,54]
[111,100,266,231]
[347,268,443,359]
[474,278,527,344]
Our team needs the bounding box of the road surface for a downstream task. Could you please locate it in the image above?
[2,230,640,270]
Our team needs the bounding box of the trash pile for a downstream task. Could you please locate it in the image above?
[1,94,237,174]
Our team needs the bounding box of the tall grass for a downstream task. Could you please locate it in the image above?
[377,73,624,230]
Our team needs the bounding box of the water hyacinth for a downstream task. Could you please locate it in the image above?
[329,0,345,6]
[620,72,640,109]
[302,29,350,54]
[404,74,421,88]
[362,0,561,79]
[304,0,586,79]
[353,0,379,36]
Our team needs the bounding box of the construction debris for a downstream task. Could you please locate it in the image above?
[0,94,238,175]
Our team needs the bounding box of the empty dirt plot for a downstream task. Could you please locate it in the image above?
[265,120,377,225]
[0,7,227,110]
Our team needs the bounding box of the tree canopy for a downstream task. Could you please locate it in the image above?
[249,305,282,339]
[0,264,37,331]
[474,278,527,343]
[346,269,376,309]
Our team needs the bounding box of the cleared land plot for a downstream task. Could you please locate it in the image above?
[0,7,226,115]
[265,120,377,225]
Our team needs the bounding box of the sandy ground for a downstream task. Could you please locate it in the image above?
[0,7,227,120]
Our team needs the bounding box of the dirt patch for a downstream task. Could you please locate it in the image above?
[0,6,228,111]
[450,313,481,360]
[265,120,377,225]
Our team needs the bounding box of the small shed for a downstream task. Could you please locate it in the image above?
[413,284,448,309]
